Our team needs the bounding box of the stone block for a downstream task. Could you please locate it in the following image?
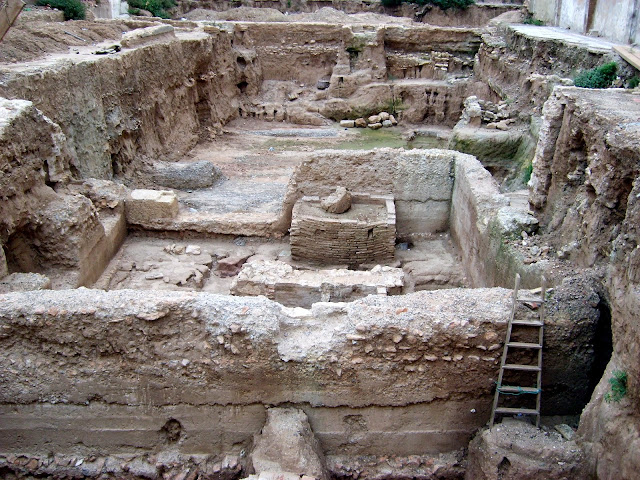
[217,253,253,278]
[250,408,329,480]
[0,247,7,279]
[339,120,355,128]
[150,160,223,190]
[321,187,352,214]
[120,25,175,49]
[355,118,367,128]
[0,273,51,294]
[125,190,179,225]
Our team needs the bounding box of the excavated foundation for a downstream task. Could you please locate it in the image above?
[0,7,638,480]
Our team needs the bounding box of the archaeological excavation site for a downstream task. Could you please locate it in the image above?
[0,0,639,478]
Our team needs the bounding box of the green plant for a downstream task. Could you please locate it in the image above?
[628,76,640,89]
[127,0,176,19]
[574,62,618,89]
[521,159,533,184]
[604,370,628,403]
[36,0,86,20]
[523,17,544,26]
[382,0,474,10]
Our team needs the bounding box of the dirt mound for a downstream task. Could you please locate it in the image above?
[0,19,128,64]
[184,7,287,22]
[290,7,415,25]
[185,6,415,25]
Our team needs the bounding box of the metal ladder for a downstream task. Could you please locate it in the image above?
[490,273,546,427]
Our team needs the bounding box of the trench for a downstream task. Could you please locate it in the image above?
[0,7,628,480]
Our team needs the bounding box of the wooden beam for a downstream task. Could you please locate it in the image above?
[0,0,26,43]
[614,45,640,71]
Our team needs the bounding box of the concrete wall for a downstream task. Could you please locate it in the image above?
[529,0,640,43]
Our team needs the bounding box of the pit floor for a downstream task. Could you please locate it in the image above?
[95,120,467,298]
[94,233,467,295]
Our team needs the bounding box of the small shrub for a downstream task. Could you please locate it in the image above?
[574,62,618,89]
[36,0,86,20]
[604,370,628,403]
[628,76,640,89]
[523,17,544,26]
[127,0,176,19]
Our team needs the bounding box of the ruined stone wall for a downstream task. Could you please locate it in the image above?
[529,86,640,478]
[449,153,543,289]
[0,27,244,180]
[176,0,383,16]
[473,23,618,122]
[231,22,344,85]
[0,284,599,469]
[0,99,124,288]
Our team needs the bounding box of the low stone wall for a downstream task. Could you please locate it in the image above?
[231,260,403,307]
[290,194,396,266]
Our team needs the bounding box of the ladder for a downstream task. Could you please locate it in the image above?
[490,273,546,427]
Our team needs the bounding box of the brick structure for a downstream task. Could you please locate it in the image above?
[290,194,396,266]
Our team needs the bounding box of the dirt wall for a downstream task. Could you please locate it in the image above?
[529,86,640,478]
[0,28,244,180]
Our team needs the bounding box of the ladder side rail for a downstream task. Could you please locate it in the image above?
[534,276,546,427]
[490,274,521,427]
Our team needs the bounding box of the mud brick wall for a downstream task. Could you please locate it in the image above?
[290,194,395,265]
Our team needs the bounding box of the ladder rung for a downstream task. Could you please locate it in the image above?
[497,385,540,394]
[494,407,539,415]
[503,364,541,371]
[512,320,544,327]
[507,342,542,349]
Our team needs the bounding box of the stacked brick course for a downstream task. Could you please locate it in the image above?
[290,194,395,266]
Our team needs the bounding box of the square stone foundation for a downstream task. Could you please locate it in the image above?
[290,193,396,266]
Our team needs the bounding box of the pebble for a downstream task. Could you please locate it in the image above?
[145,272,164,280]
[185,245,201,255]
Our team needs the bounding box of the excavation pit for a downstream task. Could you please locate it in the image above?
[0,7,635,480]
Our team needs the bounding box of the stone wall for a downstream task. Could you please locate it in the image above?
[290,194,396,266]
[0,284,599,468]
[449,153,542,289]
[231,260,403,307]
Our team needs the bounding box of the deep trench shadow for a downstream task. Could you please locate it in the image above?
[588,300,613,395]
